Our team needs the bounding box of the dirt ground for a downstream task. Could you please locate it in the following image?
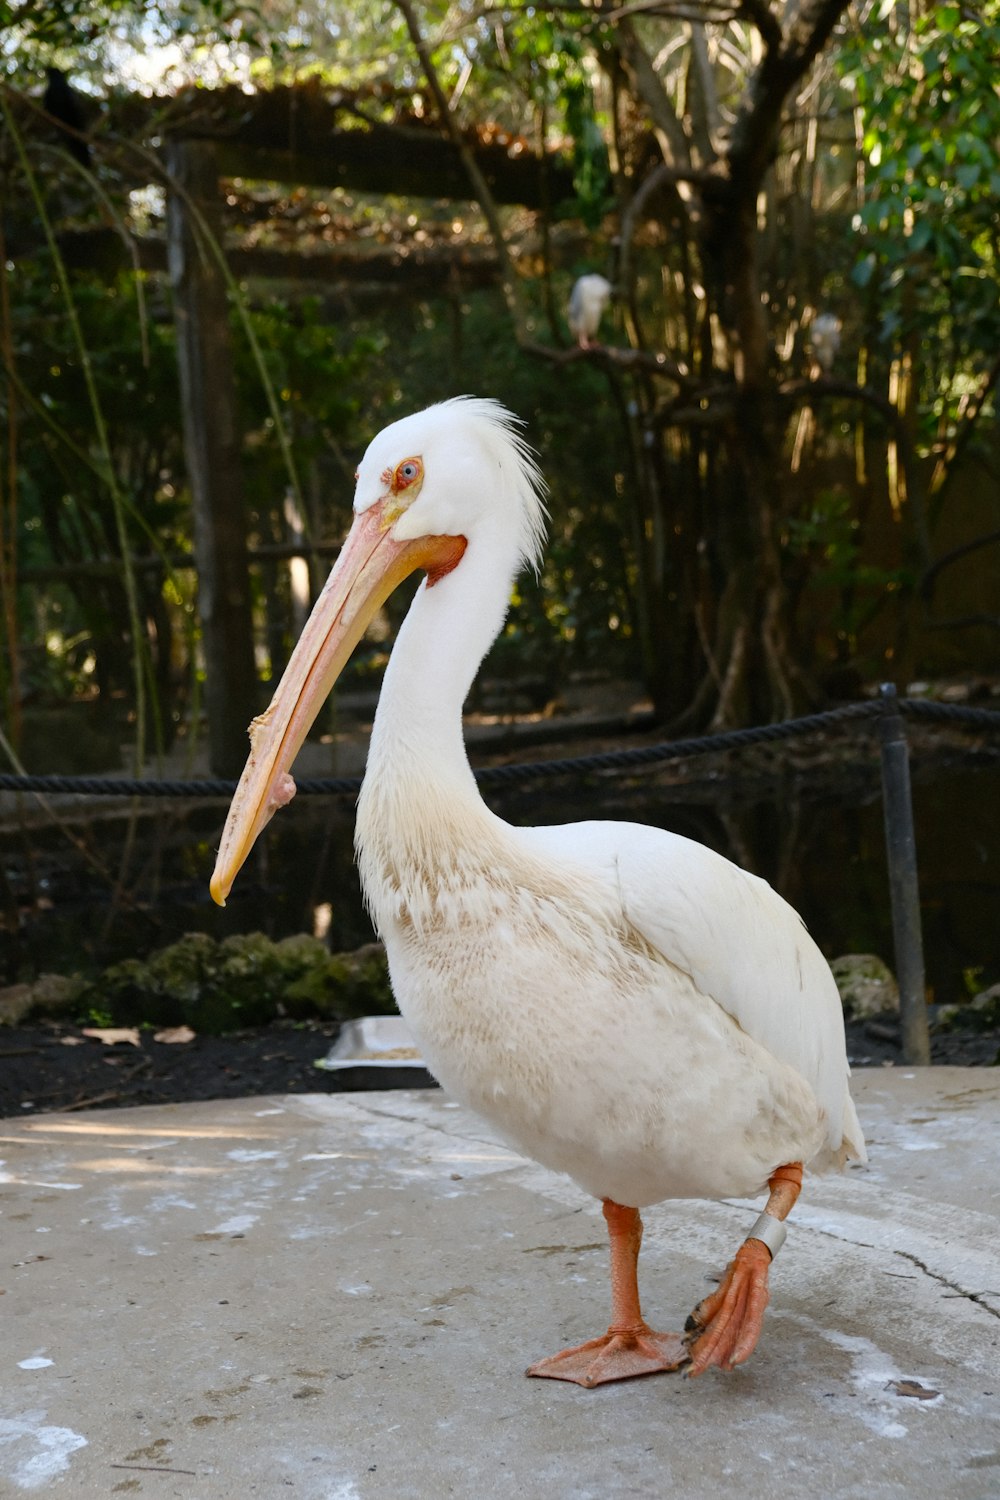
[0,1014,996,1118]
[0,1018,345,1118]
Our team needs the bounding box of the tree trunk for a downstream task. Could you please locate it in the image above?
[166,141,257,775]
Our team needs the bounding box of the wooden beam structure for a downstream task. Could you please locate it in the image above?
[146,83,573,207]
[53,226,507,293]
[166,140,258,776]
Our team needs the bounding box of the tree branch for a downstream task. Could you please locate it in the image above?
[521,338,690,384]
[727,0,850,186]
[607,1,739,21]
[778,374,900,427]
[923,612,1000,633]
[928,349,1000,502]
[920,529,1000,604]
[615,17,694,171]
[778,374,939,576]
[394,0,530,335]
[687,19,723,165]
[618,161,716,351]
[737,0,782,53]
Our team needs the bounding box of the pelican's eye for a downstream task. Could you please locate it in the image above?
[392,457,423,493]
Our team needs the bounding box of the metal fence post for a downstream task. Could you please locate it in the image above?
[877,683,931,1064]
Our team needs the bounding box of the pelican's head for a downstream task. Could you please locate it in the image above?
[353,397,545,570]
[209,397,546,906]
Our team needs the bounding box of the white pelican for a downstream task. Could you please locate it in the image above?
[211,398,866,1385]
[567,273,613,348]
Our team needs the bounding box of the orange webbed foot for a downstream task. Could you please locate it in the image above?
[684,1239,772,1376]
[527,1325,688,1387]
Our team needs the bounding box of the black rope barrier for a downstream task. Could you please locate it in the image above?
[3,685,997,1068]
[0,696,997,800]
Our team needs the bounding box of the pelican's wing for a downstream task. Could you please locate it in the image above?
[521,818,865,1163]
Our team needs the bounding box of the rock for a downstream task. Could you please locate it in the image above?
[0,984,34,1026]
[937,983,1000,1034]
[70,932,395,1035]
[830,954,900,1020]
[970,983,1000,1027]
[0,972,84,1026]
[31,972,84,1013]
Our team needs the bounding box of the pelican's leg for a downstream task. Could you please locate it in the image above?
[685,1161,803,1377]
[526,1199,687,1386]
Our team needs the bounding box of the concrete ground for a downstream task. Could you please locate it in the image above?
[1,1069,998,1500]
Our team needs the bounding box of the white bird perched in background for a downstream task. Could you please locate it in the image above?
[211,397,866,1387]
[809,313,841,374]
[567,273,613,348]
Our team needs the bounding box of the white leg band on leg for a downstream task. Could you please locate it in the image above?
[745,1211,787,1260]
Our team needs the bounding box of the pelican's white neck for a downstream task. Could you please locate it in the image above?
[364,525,518,795]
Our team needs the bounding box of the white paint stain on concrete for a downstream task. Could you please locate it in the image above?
[790,1318,926,1440]
[149,1193,198,1214]
[210,1214,258,1234]
[227,1148,281,1162]
[0,1173,81,1191]
[16,1358,53,1371]
[824,1331,910,1438]
[0,1411,88,1490]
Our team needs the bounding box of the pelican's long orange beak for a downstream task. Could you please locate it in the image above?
[209,501,465,906]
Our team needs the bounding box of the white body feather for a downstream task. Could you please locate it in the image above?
[353,400,865,1210]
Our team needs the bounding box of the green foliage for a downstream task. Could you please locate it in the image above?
[75,931,395,1035]
[839,2,1000,441]
[234,295,384,497]
[785,488,907,599]
[563,78,613,230]
[501,14,613,224]
[782,485,912,664]
[3,256,187,727]
[4,0,275,76]
[962,965,985,998]
[350,285,638,686]
[3,239,381,730]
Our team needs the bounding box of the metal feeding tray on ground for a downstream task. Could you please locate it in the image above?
[316,1015,438,1091]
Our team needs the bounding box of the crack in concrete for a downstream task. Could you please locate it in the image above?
[721,1203,878,1255]
[350,1095,495,1142]
[797,1221,877,1253]
[893,1249,1000,1320]
[728,1212,1000,1330]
